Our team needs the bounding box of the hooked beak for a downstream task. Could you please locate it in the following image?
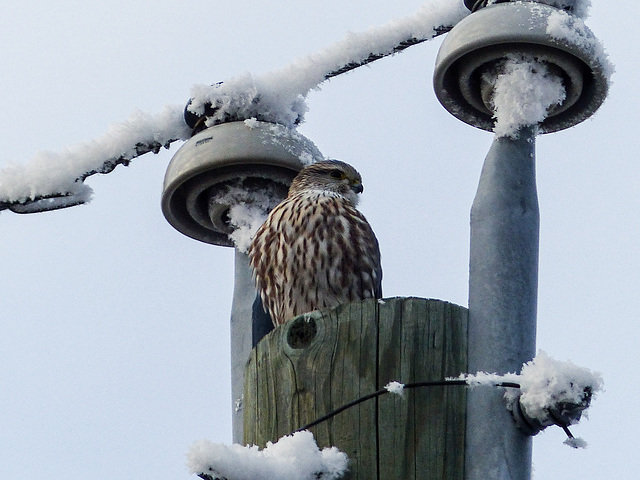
[350,182,363,194]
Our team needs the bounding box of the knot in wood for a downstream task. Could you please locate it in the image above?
[286,316,317,349]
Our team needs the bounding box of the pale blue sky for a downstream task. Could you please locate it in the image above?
[1,1,636,478]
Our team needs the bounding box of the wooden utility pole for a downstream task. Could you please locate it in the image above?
[244,297,468,479]
[158,6,609,480]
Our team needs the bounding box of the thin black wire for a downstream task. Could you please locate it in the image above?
[296,379,521,432]
[197,378,575,480]
[324,25,453,80]
[2,22,456,213]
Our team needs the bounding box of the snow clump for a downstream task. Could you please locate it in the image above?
[546,8,614,82]
[385,381,405,397]
[209,184,286,254]
[0,105,190,205]
[186,1,469,129]
[454,350,602,447]
[486,55,566,138]
[506,350,603,424]
[187,430,348,480]
[484,0,591,19]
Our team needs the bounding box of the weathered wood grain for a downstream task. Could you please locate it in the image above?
[244,297,468,480]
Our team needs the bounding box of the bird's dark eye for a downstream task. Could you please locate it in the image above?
[329,169,344,179]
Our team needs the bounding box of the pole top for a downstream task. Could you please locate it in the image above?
[161,121,323,247]
[434,1,610,133]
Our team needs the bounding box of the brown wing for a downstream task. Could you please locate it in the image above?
[249,192,382,326]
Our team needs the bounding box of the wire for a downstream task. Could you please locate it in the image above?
[295,379,520,432]
[198,378,580,479]
[1,21,456,214]
[324,26,453,80]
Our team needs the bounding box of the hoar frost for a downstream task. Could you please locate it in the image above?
[484,0,591,20]
[0,1,470,207]
[186,1,469,129]
[454,350,602,447]
[0,106,190,205]
[226,203,269,254]
[506,350,603,425]
[210,184,285,254]
[486,55,566,138]
[564,436,589,449]
[187,430,348,480]
[546,8,614,82]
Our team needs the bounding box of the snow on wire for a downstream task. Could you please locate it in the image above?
[0,0,610,212]
[186,350,601,480]
[298,350,600,448]
[457,350,602,448]
[185,2,468,129]
[0,0,469,212]
[0,106,191,212]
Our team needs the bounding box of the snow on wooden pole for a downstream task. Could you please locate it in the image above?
[244,297,468,479]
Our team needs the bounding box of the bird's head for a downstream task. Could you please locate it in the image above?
[289,160,364,205]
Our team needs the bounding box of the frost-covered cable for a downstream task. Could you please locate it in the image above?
[0,0,469,213]
[323,25,453,79]
[293,351,601,449]
[0,106,191,212]
[186,1,469,129]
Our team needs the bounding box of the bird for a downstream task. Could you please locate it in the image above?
[249,159,382,326]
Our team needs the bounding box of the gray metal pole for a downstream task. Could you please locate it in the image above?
[465,127,538,480]
[229,250,272,443]
[229,250,254,443]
